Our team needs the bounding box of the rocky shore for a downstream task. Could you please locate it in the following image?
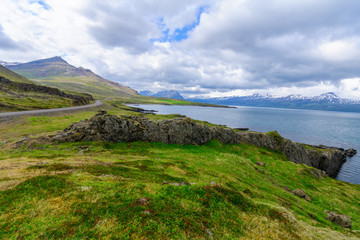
[51,110,353,178]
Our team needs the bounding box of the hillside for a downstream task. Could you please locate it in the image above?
[7,57,138,99]
[0,65,93,112]
[0,104,359,239]
[0,64,32,84]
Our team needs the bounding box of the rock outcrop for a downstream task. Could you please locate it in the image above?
[0,77,93,105]
[325,211,352,228]
[293,189,311,201]
[52,110,349,178]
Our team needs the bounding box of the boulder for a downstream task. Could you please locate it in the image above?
[293,189,311,201]
[325,211,352,228]
[293,189,306,198]
[255,161,266,167]
[346,148,357,157]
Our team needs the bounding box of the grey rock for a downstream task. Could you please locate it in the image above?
[293,189,306,198]
[309,168,327,179]
[137,198,149,206]
[325,211,352,228]
[346,148,357,157]
[51,111,348,178]
[255,161,266,167]
[293,189,311,201]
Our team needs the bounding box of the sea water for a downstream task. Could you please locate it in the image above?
[130,104,360,185]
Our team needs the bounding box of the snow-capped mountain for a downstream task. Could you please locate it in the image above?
[188,92,360,113]
[139,90,185,100]
[0,61,20,66]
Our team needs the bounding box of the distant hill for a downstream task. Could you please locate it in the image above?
[139,90,184,100]
[188,92,360,113]
[0,64,33,84]
[7,57,138,99]
[0,64,93,112]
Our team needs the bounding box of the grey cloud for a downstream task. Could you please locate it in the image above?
[181,0,360,90]
[0,26,18,50]
[79,0,360,95]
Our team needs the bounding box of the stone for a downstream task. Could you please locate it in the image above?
[309,168,327,179]
[304,195,311,202]
[346,148,357,157]
[255,161,266,167]
[293,189,306,198]
[325,211,352,228]
[137,198,149,206]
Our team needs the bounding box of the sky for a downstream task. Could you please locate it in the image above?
[1,0,360,99]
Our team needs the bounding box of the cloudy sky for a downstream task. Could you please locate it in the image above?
[1,0,360,99]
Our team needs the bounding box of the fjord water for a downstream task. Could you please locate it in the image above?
[131,104,360,185]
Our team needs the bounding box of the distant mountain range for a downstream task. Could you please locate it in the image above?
[139,90,185,100]
[139,90,360,112]
[188,92,360,112]
[4,57,138,99]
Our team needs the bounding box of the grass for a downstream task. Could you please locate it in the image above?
[0,104,359,239]
[106,96,231,108]
[0,91,76,112]
[0,65,32,84]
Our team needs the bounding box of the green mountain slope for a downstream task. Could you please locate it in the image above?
[0,64,93,112]
[0,64,33,84]
[8,57,138,99]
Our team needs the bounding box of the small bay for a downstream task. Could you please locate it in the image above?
[130,104,360,185]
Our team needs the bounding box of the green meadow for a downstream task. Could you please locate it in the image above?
[0,104,359,239]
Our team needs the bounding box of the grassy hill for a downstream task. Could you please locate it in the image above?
[8,57,138,100]
[0,64,33,84]
[0,65,93,112]
[0,104,359,239]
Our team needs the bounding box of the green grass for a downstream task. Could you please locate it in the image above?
[0,104,359,239]
[32,76,137,100]
[106,96,232,108]
[0,65,33,83]
[0,91,76,112]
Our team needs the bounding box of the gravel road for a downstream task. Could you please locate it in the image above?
[0,100,103,120]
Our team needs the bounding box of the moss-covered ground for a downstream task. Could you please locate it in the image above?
[0,104,359,239]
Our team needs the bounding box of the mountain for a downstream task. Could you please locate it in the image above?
[139,90,184,100]
[7,57,138,99]
[188,92,360,113]
[0,64,92,112]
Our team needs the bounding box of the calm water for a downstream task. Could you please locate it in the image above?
[130,104,360,184]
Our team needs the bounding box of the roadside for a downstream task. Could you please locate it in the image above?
[0,100,103,121]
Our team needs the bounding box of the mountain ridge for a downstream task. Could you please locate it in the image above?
[139,90,184,100]
[6,57,138,99]
[188,92,360,113]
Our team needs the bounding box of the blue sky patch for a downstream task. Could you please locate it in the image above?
[152,6,208,43]
[29,0,51,10]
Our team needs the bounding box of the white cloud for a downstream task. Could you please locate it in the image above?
[1,0,360,99]
[318,40,360,62]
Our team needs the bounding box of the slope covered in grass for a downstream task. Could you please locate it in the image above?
[8,57,138,99]
[0,105,359,239]
[0,65,93,112]
[0,64,32,84]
